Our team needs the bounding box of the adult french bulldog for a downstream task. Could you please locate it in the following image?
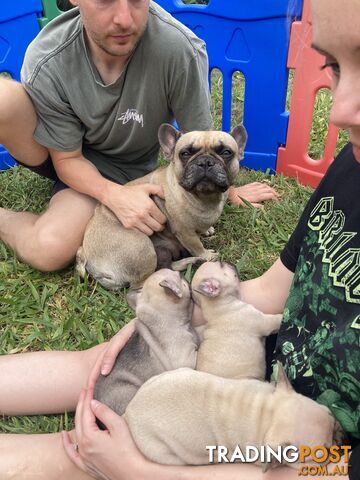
[76,124,247,290]
[192,261,282,380]
[94,269,199,425]
[124,364,342,468]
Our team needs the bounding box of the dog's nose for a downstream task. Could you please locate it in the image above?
[197,156,215,169]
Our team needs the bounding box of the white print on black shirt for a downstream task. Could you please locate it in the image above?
[308,196,360,304]
[118,109,144,127]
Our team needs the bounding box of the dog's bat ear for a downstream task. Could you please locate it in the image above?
[158,124,182,160]
[126,287,142,310]
[230,125,247,157]
[275,361,294,392]
[193,278,221,298]
[159,278,183,298]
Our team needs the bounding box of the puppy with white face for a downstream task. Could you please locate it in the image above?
[94,269,199,425]
[191,261,282,380]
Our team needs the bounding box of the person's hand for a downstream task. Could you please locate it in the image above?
[88,320,136,390]
[62,388,151,480]
[228,183,279,208]
[104,183,167,236]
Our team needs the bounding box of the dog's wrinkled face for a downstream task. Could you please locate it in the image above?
[159,125,247,195]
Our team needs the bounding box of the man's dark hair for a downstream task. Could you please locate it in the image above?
[57,0,74,11]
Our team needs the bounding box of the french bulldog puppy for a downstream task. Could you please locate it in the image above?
[191,261,283,380]
[94,269,199,424]
[76,124,247,289]
[124,364,342,467]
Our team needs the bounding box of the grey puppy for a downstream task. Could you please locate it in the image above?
[94,269,199,425]
[76,124,247,289]
[191,261,283,380]
[124,365,343,468]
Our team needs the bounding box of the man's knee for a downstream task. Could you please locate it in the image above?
[32,223,81,272]
[0,78,47,165]
[0,79,27,126]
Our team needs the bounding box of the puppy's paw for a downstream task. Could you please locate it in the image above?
[203,226,215,237]
[201,249,219,261]
[171,256,205,271]
[75,247,87,278]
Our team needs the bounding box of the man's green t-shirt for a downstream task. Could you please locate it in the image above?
[21,2,211,184]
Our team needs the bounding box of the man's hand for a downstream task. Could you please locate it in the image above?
[228,183,279,208]
[87,320,136,391]
[104,183,167,235]
[62,388,150,480]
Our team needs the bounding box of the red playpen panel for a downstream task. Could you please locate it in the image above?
[277,0,339,188]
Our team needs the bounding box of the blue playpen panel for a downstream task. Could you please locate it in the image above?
[0,0,42,169]
[156,0,302,172]
[0,146,16,170]
[0,13,41,81]
[0,0,43,24]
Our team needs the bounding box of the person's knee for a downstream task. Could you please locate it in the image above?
[0,78,48,165]
[0,79,26,128]
[32,224,80,272]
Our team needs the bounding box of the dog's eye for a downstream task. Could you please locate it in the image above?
[180,150,192,160]
[221,149,233,158]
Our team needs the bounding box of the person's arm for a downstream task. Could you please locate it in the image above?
[239,258,294,314]
[49,148,166,235]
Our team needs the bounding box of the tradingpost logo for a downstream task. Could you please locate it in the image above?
[206,445,351,476]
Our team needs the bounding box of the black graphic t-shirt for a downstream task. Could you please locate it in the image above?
[275,143,360,445]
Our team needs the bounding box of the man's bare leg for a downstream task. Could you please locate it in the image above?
[0,78,48,165]
[0,188,97,271]
[0,344,106,416]
[0,78,97,270]
[0,433,91,480]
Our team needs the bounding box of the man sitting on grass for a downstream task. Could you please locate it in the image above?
[0,0,277,273]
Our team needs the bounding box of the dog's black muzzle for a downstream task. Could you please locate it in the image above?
[180,155,230,193]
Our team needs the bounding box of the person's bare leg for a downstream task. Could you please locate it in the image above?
[0,78,97,270]
[0,433,91,480]
[0,344,106,416]
[0,188,97,271]
[0,78,48,165]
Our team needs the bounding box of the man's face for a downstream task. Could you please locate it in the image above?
[311,0,360,162]
[72,0,150,60]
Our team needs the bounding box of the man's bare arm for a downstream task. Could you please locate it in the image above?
[49,148,166,235]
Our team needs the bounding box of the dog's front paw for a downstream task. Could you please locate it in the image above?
[75,247,87,278]
[203,226,215,237]
[201,249,219,261]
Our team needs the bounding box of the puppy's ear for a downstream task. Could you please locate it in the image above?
[126,288,142,310]
[193,278,221,298]
[158,124,182,160]
[275,361,294,392]
[159,278,183,298]
[230,125,247,158]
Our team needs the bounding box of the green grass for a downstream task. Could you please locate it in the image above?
[0,67,349,435]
